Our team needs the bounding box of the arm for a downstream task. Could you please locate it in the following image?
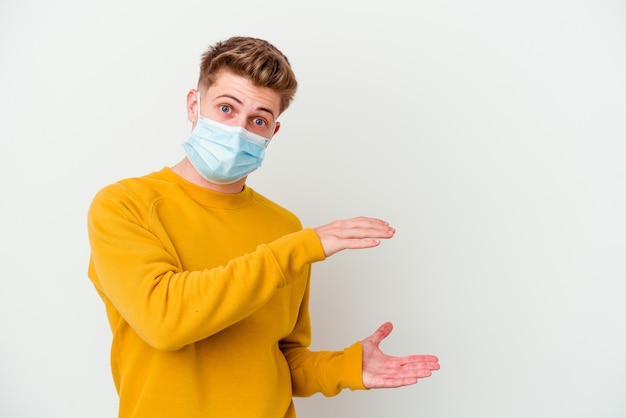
[280,279,366,397]
[87,184,325,351]
[282,313,440,396]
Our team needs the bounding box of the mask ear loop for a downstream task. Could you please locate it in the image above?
[185,91,200,138]
[197,91,201,121]
[185,90,201,139]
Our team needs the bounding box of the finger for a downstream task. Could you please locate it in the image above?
[397,354,440,365]
[377,358,440,375]
[380,355,439,373]
[345,217,395,239]
[399,362,440,373]
[329,217,395,239]
[364,364,438,389]
[379,368,433,379]
[367,322,393,346]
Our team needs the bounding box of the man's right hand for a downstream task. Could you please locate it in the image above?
[313,216,396,257]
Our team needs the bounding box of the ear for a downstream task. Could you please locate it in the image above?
[272,121,281,136]
[186,89,199,125]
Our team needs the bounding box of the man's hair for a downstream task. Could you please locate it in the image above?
[198,36,298,114]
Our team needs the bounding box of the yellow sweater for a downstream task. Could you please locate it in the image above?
[87,167,365,418]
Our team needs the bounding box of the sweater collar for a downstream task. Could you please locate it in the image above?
[158,167,255,208]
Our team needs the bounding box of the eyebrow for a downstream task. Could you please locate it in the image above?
[216,94,276,120]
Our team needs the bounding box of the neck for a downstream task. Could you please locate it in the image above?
[171,158,246,194]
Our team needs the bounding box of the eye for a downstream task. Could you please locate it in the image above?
[219,104,232,114]
[252,117,267,128]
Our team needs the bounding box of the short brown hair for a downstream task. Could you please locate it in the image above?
[198,36,298,114]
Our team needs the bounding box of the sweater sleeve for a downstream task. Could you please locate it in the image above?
[279,279,367,397]
[87,184,326,351]
[283,342,367,397]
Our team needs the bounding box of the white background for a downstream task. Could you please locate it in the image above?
[1,0,625,417]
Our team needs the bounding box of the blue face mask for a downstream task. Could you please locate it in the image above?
[182,104,270,185]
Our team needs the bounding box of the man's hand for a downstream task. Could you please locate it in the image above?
[314,216,395,257]
[361,322,440,389]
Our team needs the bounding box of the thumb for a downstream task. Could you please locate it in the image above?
[369,322,394,346]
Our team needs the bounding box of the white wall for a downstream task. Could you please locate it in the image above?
[1,0,624,417]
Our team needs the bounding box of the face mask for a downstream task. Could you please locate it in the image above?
[182,94,270,184]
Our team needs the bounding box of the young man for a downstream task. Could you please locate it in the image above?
[87,36,439,418]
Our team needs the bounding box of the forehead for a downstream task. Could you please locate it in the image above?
[205,70,281,117]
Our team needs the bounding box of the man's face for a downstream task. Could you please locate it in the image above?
[195,70,282,139]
